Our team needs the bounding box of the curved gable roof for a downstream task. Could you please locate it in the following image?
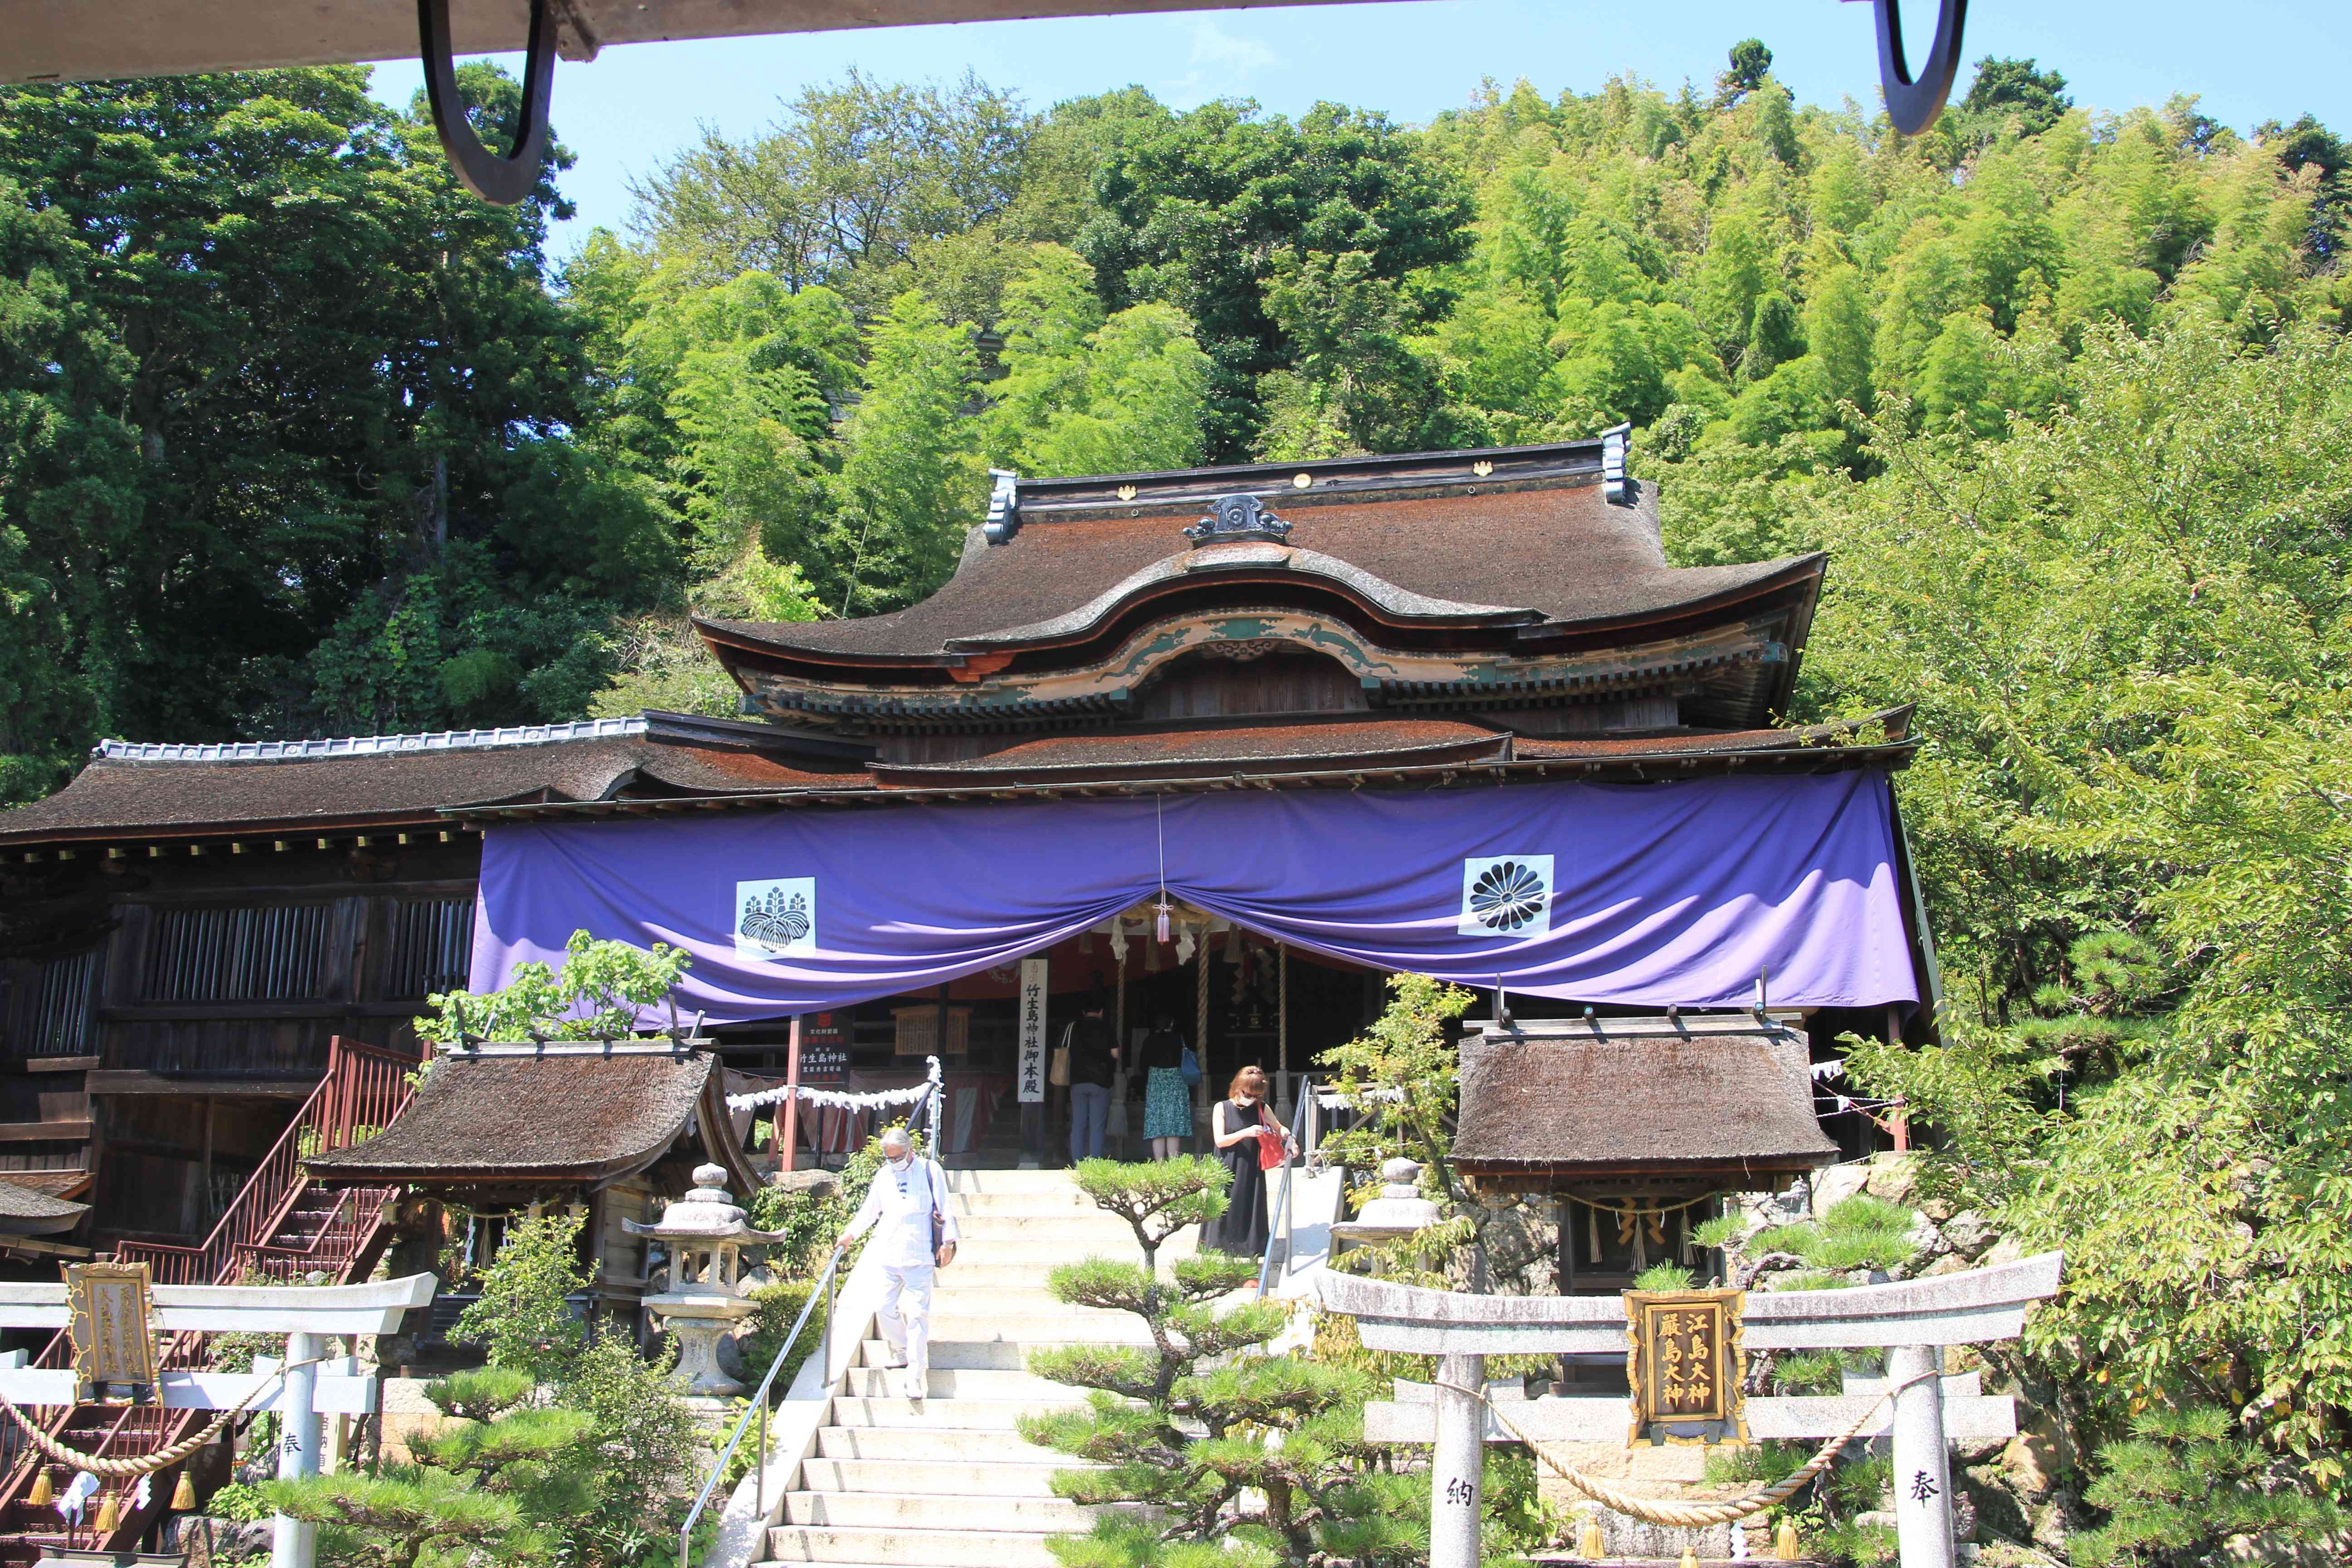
[700,459,1821,671]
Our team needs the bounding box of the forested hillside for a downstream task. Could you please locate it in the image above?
[9,51,2352,1546]
[6,51,2343,769]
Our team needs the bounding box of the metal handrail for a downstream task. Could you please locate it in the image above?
[676,1067,945,1565]
[1255,1140,1297,1301]
[677,1246,843,1568]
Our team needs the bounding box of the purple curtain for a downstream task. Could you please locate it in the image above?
[470,772,1918,1022]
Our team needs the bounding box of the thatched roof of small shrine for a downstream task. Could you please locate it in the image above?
[1451,1018,1838,1189]
[305,1047,757,1195]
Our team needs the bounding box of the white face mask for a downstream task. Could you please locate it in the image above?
[887,1151,913,1171]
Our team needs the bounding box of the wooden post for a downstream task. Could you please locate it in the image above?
[1889,1345,1955,1568]
[1886,1006,1911,1152]
[1431,1351,1485,1568]
[1195,940,1211,1126]
[779,1015,802,1174]
[1276,942,1290,1121]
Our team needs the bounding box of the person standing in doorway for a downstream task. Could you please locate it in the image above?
[1137,1013,1192,1160]
[835,1127,958,1400]
[1067,994,1120,1164]
[1205,1066,1290,1258]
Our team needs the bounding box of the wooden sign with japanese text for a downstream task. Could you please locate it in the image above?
[1017,959,1049,1103]
[799,1013,851,1083]
[65,1261,160,1402]
[1624,1287,1748,1446]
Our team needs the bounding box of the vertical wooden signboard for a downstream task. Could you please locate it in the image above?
[65,1261,160,1402]
[1017,958,1049,1104]
[1624,1287,1749,1446]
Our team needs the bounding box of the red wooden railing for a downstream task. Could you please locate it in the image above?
[115,1038,415,1287]
[0,1037,421,1566]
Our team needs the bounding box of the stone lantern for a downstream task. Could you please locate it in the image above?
[625,1163,785,1396]
[1329,1156,1446,1246]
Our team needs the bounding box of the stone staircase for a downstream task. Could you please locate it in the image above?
[757,1168,1187,1568]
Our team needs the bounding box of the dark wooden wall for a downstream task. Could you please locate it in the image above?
[0,837,482,1245]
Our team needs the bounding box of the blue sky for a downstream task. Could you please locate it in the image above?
[364,0,2352,260]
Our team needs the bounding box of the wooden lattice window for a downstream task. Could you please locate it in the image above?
[140,904,332,1003]
[6,946,102,1057]
[383,897,475,1000]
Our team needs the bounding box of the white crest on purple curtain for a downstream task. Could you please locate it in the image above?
[1459,854,1553,938]
[735,877,817,956]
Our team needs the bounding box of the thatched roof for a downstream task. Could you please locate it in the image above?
[305,1048,757,1194]
[1451,1017,1838,1189]
[0,1176,90,1235]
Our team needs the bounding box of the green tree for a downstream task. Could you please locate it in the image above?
[1716,39,1773,108]
[421,927,693,1046]
[985,245,1213,475]
[1742,290,1805,382]
[265,1367,589,1568]
[2072,1407,2343,1568]
[1020,1157,1426,1567]
[1080,99,1474,458]
[826,291,984,616]
[0,176,137,799]
[631,69,1029,292]
[0,65,656,757]
[1797,319,2352,1498]
[452,1212,590,1385]
[1956,57,2075,142]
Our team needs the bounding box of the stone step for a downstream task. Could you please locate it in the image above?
[904,1311,1158,1346]
[926,1264,1102,1290]
[777,1490,1126,1532]
[929,1288,1112,1315]
[944,1239,1193,1269]
[946,1189,1102,1215]
[842,1366,1083,1401]
[951,1214,1150,1242]
[831,1395,1086,1429]
[796,1457,1073,1496]
[762,1524,1061,1568]
[863,1337,1139,1372]
[815,1426,1065,1463]
[942,1170,1091,1194]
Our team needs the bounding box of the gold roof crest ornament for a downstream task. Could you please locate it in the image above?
[1624,1286,1748,1446]
[65,1262,161,1404]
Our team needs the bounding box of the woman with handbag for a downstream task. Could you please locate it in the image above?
[1136,1014,1194,1160]
[1205,1065,1290,1258]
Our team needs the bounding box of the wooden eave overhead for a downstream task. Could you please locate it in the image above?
[7,0,1377,85]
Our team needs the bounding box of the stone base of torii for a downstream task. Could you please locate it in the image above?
[1316,1252,2063,1568]
[0,1274,437,1568]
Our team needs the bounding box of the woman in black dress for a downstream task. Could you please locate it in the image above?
[1205,1064,1290,1258]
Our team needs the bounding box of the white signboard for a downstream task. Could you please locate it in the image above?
[1017,957,1049,1103]
[1458,855,1553,938]
[735,877,816,956]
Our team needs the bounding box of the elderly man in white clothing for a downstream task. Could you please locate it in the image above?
[835,1127,959,1400]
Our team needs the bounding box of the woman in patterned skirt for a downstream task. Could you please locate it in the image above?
[1136,1014,1192,1160]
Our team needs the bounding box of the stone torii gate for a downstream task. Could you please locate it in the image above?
[1317,1252,2063,1568]
[0,1273,436,1568]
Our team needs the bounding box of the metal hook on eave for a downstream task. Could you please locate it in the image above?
[1872,0,1969,136]
[418,0,557,206]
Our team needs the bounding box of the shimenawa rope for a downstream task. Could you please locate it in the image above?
[1430,1366,1941,1529]
[0,1357,331,1479]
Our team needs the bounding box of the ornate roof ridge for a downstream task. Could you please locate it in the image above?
[93,716,647,764]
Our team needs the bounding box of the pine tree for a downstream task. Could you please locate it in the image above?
[1020,1157,1423,1567]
